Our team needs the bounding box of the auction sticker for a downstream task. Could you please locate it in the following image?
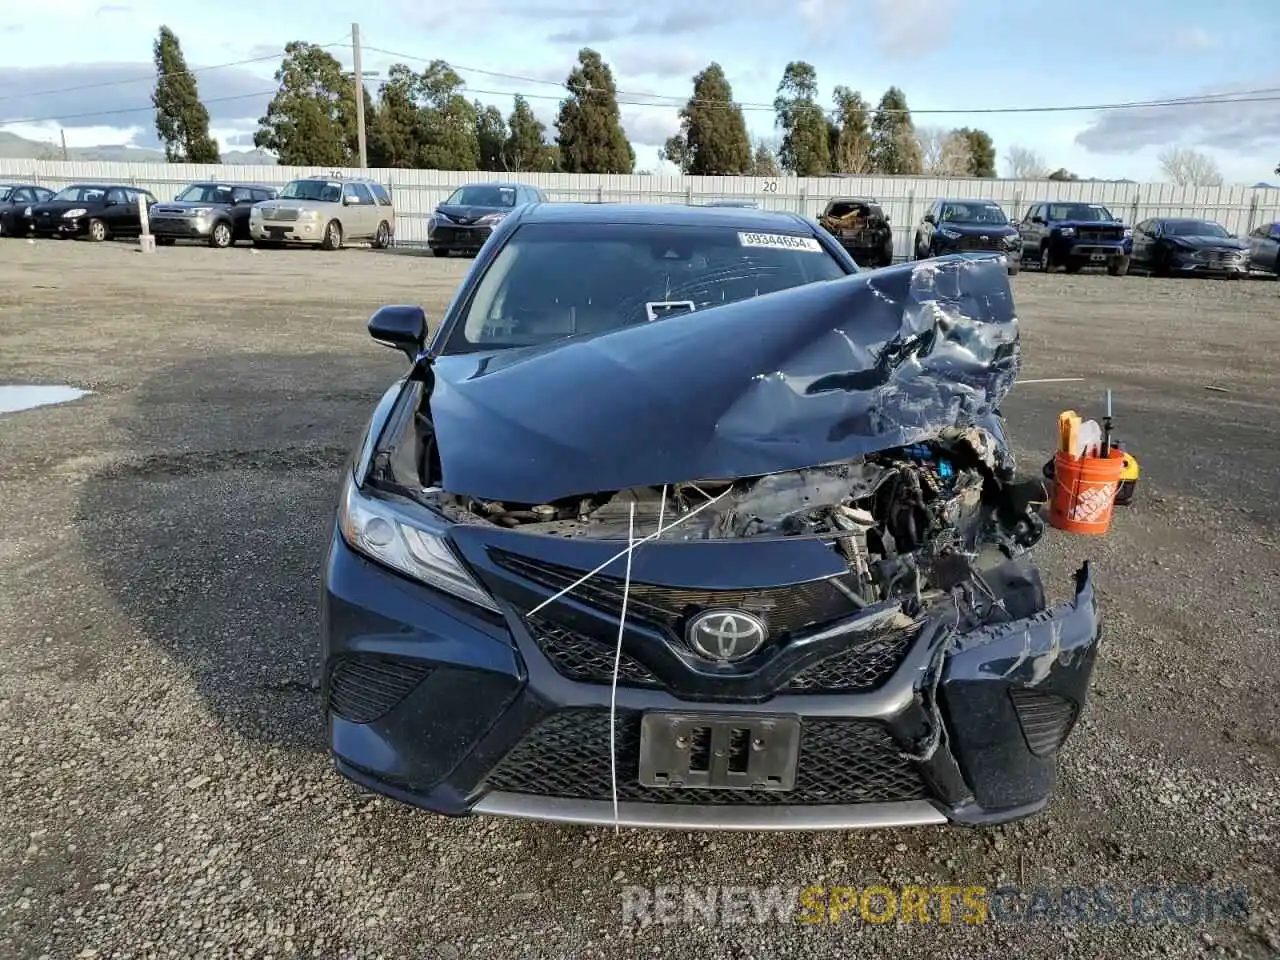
[738,231,823,252]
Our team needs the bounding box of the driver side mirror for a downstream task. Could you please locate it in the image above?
[1031,216,1045,225]
[923,213,936,225]
[368,305,427,362]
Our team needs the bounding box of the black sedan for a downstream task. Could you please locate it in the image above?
[913,198,1022,275]
[427,182,547,257]
[26,183,158,241]
[0,183,55,237]
[321,202,1101,831]
[1130,217,1250,277]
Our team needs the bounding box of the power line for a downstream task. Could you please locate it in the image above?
[0,90,278,129]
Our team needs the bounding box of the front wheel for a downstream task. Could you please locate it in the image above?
[320,219,343,250]
[1107,254,1131,277]
[209,221,233,249]
[86,218,107,242]
[1039,243,1055,272]
[432,248,449,258]
[1007,260,1020,276]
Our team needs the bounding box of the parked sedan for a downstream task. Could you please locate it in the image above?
[914,198,1021,275]
[1130,217,1250,277]
[321,202,1100,832]
[427,182,547,257]
[150,181,277,248]
[0,183,55,236]
[26,183,157,241]
[1245,221,1280,275]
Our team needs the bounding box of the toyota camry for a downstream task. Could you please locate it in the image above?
[322,202,1102,831]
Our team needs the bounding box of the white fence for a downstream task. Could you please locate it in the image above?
[4,159,1278,257]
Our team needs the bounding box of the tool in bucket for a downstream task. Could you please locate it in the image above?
[1044,390,1141,534]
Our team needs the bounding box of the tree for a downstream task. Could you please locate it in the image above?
[917,127,972,176]
[829,86,871,174]
[505,96,555,172]
[868,87,922,175]
[367,64,423,168]
[1004,145,1048,179]
[751,139,780,177]
[255,42,359,166]
[414,61,478,170]
[1158,146,1223,187]
[955,128,996,178]
[662,63,752,175]
[151,26,220,163]
[1047,167,1079,181]
[475,103,507,171]
[773,62,829,177]
[555,48,634,174]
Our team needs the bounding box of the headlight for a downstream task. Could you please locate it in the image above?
[1004,234,1020,246]
[189,206,214,216]
[337,475,499,612]
[939,227,961,239]
[63,208,87,218]
[298,210,319,221]
[1123,227,1133,238]
[477,212,507,225]
[250,207,262,218]
[1058,227,1076,237]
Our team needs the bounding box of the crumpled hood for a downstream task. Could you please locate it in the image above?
[424,253,1020,504]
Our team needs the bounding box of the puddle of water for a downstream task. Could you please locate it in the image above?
[0,385,91,414]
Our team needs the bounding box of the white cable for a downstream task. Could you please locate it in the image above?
[607,485,669,833]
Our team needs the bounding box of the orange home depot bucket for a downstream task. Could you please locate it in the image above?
[1049,448,1127,535]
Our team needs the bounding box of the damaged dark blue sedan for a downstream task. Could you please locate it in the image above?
[321,203,1101,831]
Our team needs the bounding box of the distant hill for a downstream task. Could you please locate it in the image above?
[0,131,277,165]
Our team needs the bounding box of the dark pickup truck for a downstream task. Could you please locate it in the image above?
[1017,201,1132,275]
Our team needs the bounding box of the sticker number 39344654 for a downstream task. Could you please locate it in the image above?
[738,231,823,252]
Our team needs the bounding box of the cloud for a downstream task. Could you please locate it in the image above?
[0,62,274,129]
[620,106,679,147]
[1169,26,1216,50]
[548,8,717,44]
[1074,78,1280,154]
[608,48,705,81]
[95,4,131,12]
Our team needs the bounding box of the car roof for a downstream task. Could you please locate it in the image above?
[519,202,809,231]
[187,181,275,190]
[937,197,1000,204]
[451,181,535,188]
[61,183,150,190]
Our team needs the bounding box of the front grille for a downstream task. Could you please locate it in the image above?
[491,550,859,640]
[325,653,434,723]
[1077,229,1123,242]
[263,207,300,222]
[784,628,914,692]
[485,709,928,804]
[955,236,1004,251]
[526,615,660,687]
[151,206,187,216]
[1009,688,1078,756]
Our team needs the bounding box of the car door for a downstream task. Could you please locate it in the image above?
[1247,223,1279,271]
[101,187,135,232]
[341,182,374,238]
[1020,204,1045,254]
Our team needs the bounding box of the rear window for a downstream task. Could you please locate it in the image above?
[445,222,849,353]
[827,201,874,218]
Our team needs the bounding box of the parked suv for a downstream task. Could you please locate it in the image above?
[913,198,1021,275]
[817,197,894,267]
[427,182,547,257]
[250,176,395,250]
[150,182,277,248]
[1017,201,1132,275]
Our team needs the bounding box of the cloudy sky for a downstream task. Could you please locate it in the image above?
[1,0,1276,182]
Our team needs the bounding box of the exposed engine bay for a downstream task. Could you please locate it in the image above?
[423,425,1048,618]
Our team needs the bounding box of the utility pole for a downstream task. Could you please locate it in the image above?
[352,22,367,169]
[60,129,68,162]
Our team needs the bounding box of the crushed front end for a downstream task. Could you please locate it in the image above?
[322,254,1103,830]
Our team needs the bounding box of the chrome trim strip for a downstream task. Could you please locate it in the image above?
[471,792,948,831]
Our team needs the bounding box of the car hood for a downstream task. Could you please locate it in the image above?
[1049,220,1126,230]
[1168,234,1247,250]
[422,253,1019,504]
[936,222,1016,237]
[154,200,232,211]
[435,203,512,223]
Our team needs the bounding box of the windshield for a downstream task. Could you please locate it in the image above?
[1046,203,1116,222]
[444,185,518,208]
[445,222,849,353]
[177,184,236,203]
[53,185,106,203]
[1165,219,1230,238]
[938,201,1007,225]
[278,179,342,203]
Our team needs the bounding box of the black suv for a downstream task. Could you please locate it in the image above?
[913,198,1021,275]
[427,182,548,257]
[149,182,278,248]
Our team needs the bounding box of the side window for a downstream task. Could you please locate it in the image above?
[12,188,33,202]
[106,187,129,204]
[342,182,364,204]
[37,188,54,202]
[232,186,255,203]
[369,183,392,206]
[351,183,374,204]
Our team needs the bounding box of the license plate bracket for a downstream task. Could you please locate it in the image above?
[638,713,800,791]
[1089,252,1107,262]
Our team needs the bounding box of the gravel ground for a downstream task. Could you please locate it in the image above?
[0,239,1277,960]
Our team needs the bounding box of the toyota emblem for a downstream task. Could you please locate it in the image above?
[685,609,768,662]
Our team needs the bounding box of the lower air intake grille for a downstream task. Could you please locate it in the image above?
[527,615,660,687]
[1009,688,1079,757]
[326,653,434,724]
[484,709,929,805]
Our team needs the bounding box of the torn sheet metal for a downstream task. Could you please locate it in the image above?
[424,253,1019,504]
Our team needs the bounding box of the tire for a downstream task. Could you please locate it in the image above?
[372,221,391,250]
[86,218,107,242]
[1064,261,1082,274]
[156,236,176,246]
[1107,254,1131,277]
[209,221,233,249]
[320,219,343,250]
[1007,261,1020,276]
[432,248,449,258]
[1039,243,1054,272]
[1152,248,1170,278]
[912,234,924,260]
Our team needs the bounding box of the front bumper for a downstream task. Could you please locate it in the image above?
[1170,251,1249,275]
[30,216,87,237]
[151,215,215,238]
[427,221,494,251]
[321,525,1102,831]
[1049,236,1131,263]
[250,219,323,244]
